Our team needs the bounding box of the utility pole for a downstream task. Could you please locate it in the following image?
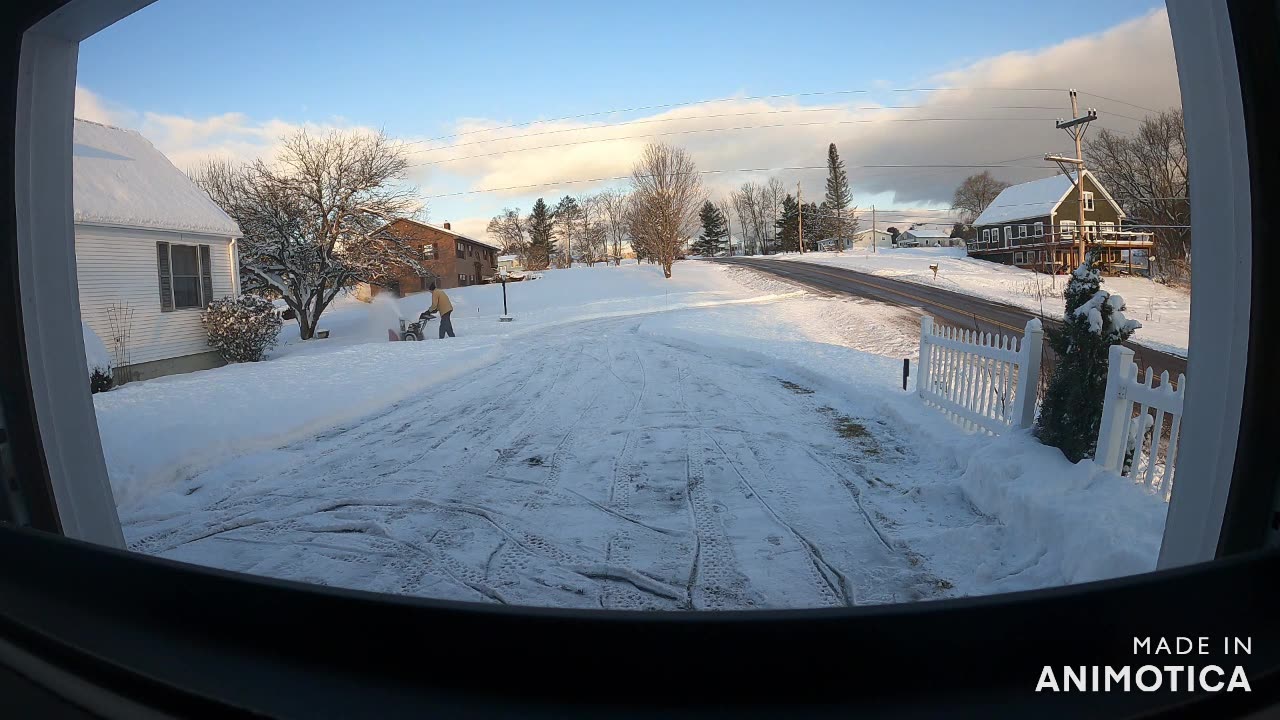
[871,205,877,254]
[1045,89,1097,267]
[797,181,804,254]
[724,207,733,257]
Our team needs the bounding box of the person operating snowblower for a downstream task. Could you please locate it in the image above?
[426,283,455,339]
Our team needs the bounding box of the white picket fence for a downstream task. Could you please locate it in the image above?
[915,316,1043,435]
[1094,344,1186,501]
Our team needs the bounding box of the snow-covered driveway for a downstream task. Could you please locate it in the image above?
[124,316,955,609]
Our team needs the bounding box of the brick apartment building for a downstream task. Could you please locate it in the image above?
[356,219,501,299]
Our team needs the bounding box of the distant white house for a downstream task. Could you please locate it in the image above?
[496,254,523,273]
[849,228,894,250]
[73,119,242,381]
[818,228,892,251]
[897,226,959,247]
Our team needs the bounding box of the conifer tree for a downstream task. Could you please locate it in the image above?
[526,198,556,271]
[553,195,581,267]
[1034,251,1142,462]
[696,201,728,256]
[774,194,800,251]
[824,143,856,250]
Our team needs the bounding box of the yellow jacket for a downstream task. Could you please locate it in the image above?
[428,288,453,315]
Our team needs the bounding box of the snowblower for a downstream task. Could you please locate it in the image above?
[389,310,437,341]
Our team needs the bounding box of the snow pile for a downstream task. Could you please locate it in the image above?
[957,432,1167,587]
[82,322,112,374]
[774,247,1189,355]
[95,338,503,507]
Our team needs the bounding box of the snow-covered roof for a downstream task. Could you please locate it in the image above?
[903,226,952,238]
[497,254,519,262]
[971,171,1122,227]
[852,228,891,236]
[73,119,241,236]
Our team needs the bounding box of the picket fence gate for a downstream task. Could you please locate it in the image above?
[915,316,1043,436]
[1094,344,1186,501]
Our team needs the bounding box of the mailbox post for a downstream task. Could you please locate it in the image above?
[498,268,513,322]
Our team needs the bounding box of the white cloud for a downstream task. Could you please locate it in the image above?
[74,85,134,126]
[76,86,382,173]
[411,8,1178,215]
[76,8,1179,239]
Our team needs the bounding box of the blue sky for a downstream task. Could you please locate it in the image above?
[77,0,1174,237]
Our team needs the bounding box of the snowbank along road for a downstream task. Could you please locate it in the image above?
[715,257,1187,380]
[123,315,967,609]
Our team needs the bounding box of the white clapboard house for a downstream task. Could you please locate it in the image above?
[73,119,241,381]
[897,226,959,247]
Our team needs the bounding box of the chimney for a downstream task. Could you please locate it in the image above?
[443,222,451,230]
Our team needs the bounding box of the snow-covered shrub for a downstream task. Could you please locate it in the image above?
[201,295,282,363]
[82,321,114,393]
[90,367,115,393]
[1034,252,1142,462]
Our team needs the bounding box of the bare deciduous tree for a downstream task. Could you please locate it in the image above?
[952,171,1011,226]
[731,182,771,255]
[596,188,631,265]
[194,129,423,340]
[486,207,527,260]
[1086,108,1190,281]
[627,143,704,278]
[764,177,786,254]
[577,194,609,265]
[730,188,755,255]
[717,198,736,256]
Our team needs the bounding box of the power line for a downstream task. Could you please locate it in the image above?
[407,104,1069,155]
[411,117,1064,168]
[1095,109,1147,123]
[1075,91,1163,115]
[408,86,1070,146]
[422,163,1053,199]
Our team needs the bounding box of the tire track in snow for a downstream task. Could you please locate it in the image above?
[703,430,850,607]
[684,439,755,610]
[665,346,842,607]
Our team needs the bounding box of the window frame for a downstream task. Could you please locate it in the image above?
[157,241,210,312]
[1059,219,1077,238]
[1082,191,1095,211]
[168,243,202,310]
[1034,222,1044,237]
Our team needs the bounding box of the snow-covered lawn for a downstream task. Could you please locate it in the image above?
[774,248,1191,356]
[96,260,1170,608]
